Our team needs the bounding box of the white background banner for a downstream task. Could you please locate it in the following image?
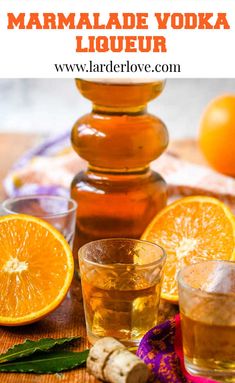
[0,0,234,78]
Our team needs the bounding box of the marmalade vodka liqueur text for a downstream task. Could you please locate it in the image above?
[6,12,230,53]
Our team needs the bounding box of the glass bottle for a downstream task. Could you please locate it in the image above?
[71,79,168,260]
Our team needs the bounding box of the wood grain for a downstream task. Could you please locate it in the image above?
[0,282,97,383]
[0,133,200,383]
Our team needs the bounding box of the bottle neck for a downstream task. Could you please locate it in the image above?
[92,104,147,115]
[88,164,150,175]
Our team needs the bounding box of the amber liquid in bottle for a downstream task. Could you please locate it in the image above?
[71,80,169,258]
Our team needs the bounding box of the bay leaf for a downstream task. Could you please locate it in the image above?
[0,350,89,373]
[0,336,80,364]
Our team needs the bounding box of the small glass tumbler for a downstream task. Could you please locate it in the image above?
[79,238,166,346]
[178,260,235,382]
[1,195,77,248]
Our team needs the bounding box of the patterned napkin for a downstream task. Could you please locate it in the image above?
[137,315,219,383]
[3,132,235,213]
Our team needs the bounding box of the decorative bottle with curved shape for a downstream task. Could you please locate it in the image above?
[71,79,168,257]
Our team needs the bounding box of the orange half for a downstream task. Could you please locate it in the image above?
[0,214,74,325]
[142,196,235,303]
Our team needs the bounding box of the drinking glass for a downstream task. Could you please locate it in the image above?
[1,195,77,248]
[178,260,235,382]
[79,238,166,346]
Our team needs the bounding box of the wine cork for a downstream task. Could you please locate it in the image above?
[87,337,125,380]
[104,348,149,383]
[87,337,149,383]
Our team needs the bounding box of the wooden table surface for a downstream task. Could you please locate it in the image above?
[0,133,203,383]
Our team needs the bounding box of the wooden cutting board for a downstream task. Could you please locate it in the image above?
[0,133,203,383]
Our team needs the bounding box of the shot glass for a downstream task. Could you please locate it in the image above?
[79,238,166,346]
[178,260,235,382]
[1,195,77,248]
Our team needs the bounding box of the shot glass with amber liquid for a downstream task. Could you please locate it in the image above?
[178,260,235,382]
[79,238,166,346]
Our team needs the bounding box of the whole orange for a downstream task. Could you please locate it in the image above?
[199,94,235,176]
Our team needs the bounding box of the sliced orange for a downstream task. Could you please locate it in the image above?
[0,214,74,325]
[142,196,235,303]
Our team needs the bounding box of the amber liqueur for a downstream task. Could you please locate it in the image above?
[71,79,169,258]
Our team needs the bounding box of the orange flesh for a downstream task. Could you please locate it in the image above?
[142,197,235,302]
[0,215,74,325]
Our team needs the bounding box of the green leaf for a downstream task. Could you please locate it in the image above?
[0,337,80,364]
[0,350,89,373]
